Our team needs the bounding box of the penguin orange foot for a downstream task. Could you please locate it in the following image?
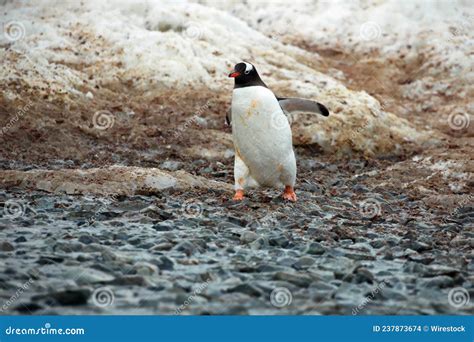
[233,189,244,201]
[282,186,297,202]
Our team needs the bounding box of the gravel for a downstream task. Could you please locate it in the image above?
[0,156,472,315]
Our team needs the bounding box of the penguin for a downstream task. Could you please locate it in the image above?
[228,62,329,202]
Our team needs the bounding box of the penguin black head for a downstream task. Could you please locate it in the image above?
[229,62,267,88]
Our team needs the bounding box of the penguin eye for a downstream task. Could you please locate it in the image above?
[244,70,250,75]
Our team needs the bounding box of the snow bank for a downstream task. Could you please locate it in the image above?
[0,0,439,156]
[209,0,473,135]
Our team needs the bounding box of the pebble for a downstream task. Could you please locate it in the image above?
[305,242,326,255]
[173,241,197,256]
[110,275,151,286]
[240,231,259,244]
[292,256,315,270]
[0,241,14,252]
[274,272,313,287]
[33,289,91,306]
[269,234,290,248]
[227,283,262,297]
[418,276,454,288]
[1,188,469,315]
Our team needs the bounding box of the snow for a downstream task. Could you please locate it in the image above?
[2,0,464,156]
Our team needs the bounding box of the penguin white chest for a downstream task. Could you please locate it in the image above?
[231,86,296,188]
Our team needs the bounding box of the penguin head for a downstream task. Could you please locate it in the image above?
[228,62,266,88]
[229,62,256,78]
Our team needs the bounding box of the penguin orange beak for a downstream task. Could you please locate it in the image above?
[228,71,240,78]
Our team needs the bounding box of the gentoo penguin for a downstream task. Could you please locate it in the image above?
[228,62,329,202]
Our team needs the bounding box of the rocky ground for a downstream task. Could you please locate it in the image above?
[0,146,472,315]
[0,0,472,316]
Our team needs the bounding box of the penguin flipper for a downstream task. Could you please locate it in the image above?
[277,98,329,117]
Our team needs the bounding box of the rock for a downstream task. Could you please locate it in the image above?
[404,240,432,252]
[109,275,151,286]
[269,234,290,248]
[227,283,262,297]
[37,256,64,265]
[249,237,268,250]
[369,239,386,248]
[418,276,454,288]
[379,288,408,301]
[305,242,326,255]
[240,231,259,244]
[153,256,174,271]
[66,267,115,285]
[160,160,183,171]
[14,302,43,313]
[134,262,159,276]
[422,265,461,277]
[153,222,173,231]
[274,272,313,287]
[33,289,91,306]
[292,256,315,270]
[150,242,174,251]
[333,226,358,240]
[78,235,97,244]
[341,250,375,261]
[0,241,14,252]
[173,241,197,256]
[353,267,375,284]
[0,166,232,196]
[14,236,27,243]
